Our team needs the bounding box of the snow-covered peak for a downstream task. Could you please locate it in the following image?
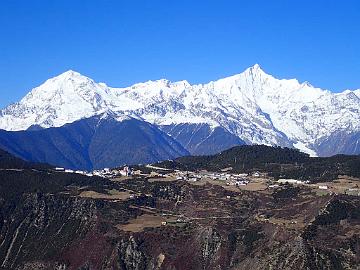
[241,63,265,75]
[252,63,261,69]
[44,70,93,86]
[56,69,82,78]
[29,72,103,103]
[246,63,265,74]
[301,81,313,88]
[24,70,98,98]
[0,70,114,131]
[227,63,268,81]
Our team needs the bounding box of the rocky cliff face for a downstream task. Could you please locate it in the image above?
[0,193,97,269]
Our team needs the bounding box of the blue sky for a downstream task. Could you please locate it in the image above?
[0,0,359,108]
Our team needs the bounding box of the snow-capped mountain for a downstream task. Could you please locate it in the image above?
[1,65,359,157]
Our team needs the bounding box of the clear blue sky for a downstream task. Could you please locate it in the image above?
[1,0,359,108]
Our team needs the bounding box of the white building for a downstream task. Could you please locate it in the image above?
[120,166,131,176]
[278,179,304,185]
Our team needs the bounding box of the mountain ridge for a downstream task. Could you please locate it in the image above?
[1,65,359,157]
[0,114,189,170]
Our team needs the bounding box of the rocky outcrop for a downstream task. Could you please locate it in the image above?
[200,228,222,261]
[0,193,97,269]
[117,236,147,270]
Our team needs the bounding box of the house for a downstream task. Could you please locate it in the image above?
[318,185,328,190]
[277,179,304,185]
[120,166,132,176]
[150,171,161,177]
[132,169,142,175]
[55,167,65,171]
[235,181,247,186]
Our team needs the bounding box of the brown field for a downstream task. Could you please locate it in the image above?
[188,178,238,190]
[117,214,177,232]
[111,176,132,182]
[79,189,131,200]
[238,178,268,191]
[188,177,269,193]
[148,176,177,183]
[316,176,360,194]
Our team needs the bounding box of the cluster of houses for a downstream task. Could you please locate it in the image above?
[278,179,332,191]
[54,163,262,188]
[170,170,256,186]
[54,164,360,197]
[55,166,136,178]
[269,178,328,190]
[55,167,94,177]
[98,166,135,177]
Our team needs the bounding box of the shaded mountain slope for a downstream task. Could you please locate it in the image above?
[0,115,189,170]
[314,131,360,156]
[0,148,51,170]
[160,123,246,155]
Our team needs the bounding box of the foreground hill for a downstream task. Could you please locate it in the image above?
[156,145,360,182]
[0,114,188,170]
[0,149,359,269]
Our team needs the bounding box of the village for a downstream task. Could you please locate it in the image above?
[53,163,360,197]
[51,162,360,239]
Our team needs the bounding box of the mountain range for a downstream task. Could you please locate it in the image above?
[0,65,359,169]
